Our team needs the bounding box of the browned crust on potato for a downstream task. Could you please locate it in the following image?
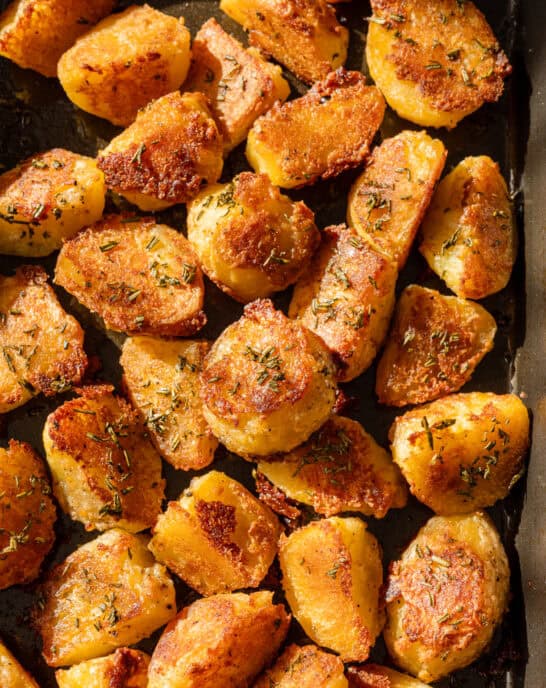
[347,665,392,688]
[255,471,302,520]
[255,643,346,687]
[105,648,150,688]
[194,499,241,560]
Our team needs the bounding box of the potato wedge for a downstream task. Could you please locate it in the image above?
[55,648,150,688]
[348,664,429,688]
[254,644,348,688]
[0,638,39,688]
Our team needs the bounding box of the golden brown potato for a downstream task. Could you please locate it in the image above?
[347,131,446,269]
[375,285,497,406]
[254,644,348,688]
[347,664,429,688]
[220,0,348,85]
[97,91,223,211]
[246,70,385,188]
[419,156,516,299]
[0,265,87,413]
[187,172,319,303]
[34,528,176,667]
[148,591,290,688]
[279,516,384,662]
[389,392,530,515]
[366,0,512,129]
[289,224,397,382]
[201,299,337,457]
[55,215,206,337]
[120,337,217,471]
[0,638,39,688]
[55,648,150,688]
[384,511,509,682]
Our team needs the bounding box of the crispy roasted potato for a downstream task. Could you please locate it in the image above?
[55,215,206,337]
[347,131,446,269]
[148,591,290,688]
[375,285,497,406]
[254,644,348,688]
[419,156,516,299]
[289,225,397,382]
[246,70,385,188]
[0,265,87,413]
[220,0,348,85]
[279,516,384,662]
[187,173,319,303]
[347,664,429,688]
[55,648,150,688]
[97,91,223,211]
[34,528,176,667]
[0,638,39,688]
[201,299,337,456]
[366,0,512,129]
[384,511,510,682]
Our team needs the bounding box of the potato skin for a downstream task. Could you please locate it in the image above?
[254,644,348,688]
[55,648,150,688]
[0,638,39,688]
[347,664,429,688]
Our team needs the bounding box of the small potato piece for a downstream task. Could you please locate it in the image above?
[0,639,39,688]
[366,0,511,129]
[419,156,516,299]
[187,173,319,303]
[55,648,150,688]
[289,225,397,382]
[384,512,509,682]
[279,516,384,662]
[347,131,446,269]
[375,285,497,407]
[201,299,337,457]
[148,591,290,688]
[254,644,348,688]
[55,215,206,337]
[246,70,385,188]
[220,0,348,85]
[347,664,429,688]
[97,91,223,210]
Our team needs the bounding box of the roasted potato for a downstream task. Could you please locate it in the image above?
[34,528,176,667]
[347,131,446,269]
[55,215,206,337]
[147,591,290,688]
[220,0,348,85]
[289,224,397,382]
[187,172,319,303]
[383,511,510,682]
[55,648,150,688]
[201,299,337,456]
[246,70,385,188]
[419,156,516,299]
[0,265,87,413]
[347,664,429,688]
[366,0,512,129]
[0,638,39,688]
[97,91,223,211]
[254,643,348,688]
[279,516,384,662]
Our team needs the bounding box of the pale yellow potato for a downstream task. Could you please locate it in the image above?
[420,156,516,299]
[187,173,319,303]
[34,528,176,667]
[254,644,348,688]
[384,512,509,682]
[55,648,150,688]
[366,0,511,129]
[279,516,384,662]
[347,664,429,688]
[0,639,39,688]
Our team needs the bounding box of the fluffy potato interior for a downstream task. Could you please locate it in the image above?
[55,648,150,688]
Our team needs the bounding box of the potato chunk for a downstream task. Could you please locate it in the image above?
[55,648,150,688]
[0,639,39,688]
[254,644,348,688]
[55,215,206,337]
[58,5,191,127]
[187,173,319,303]
[279,516,384,662]
[375,285,497,406]
[220,0,348,85]
[384,512,509,682]
[289,225,397,382]
[348,664,429,688]
[347,131,446,269]
[34,528,176,667]
[246,70,385,188]
[97,91,223,211]
[201,299,337,457]
[419,156,516,299]
[366,0,511,129]
[0,265,87,413]
[148,591,290,688]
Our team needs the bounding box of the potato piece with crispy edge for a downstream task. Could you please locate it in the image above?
[419,156,516,299]
[347,664,429,688]
[0,265,87,413]
[201,299,337,457]
[366,0,511,129]
[254,643,348,688]
[97,91,223,211]
[384,512,509,682]
[279,516,384,662]
[55,648,150,688]
[148,591,290,688]
[0,638,39,688]
[246,70,385,188]
[55,215,206,337]
[289,225,397,382]
[187,173,319,303]
[347,131,446,269]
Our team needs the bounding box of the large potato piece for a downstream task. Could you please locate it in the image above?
[0,639,39,688]
[348,664,429,688]
[55,648,150,688]
[254,644,348,688]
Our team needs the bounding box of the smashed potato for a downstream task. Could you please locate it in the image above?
[348,664,429,688]
[55,648,150,688]
[254,644,348,688]
[0,638,39,688]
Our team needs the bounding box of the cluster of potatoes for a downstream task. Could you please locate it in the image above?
[0,0,530,687]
